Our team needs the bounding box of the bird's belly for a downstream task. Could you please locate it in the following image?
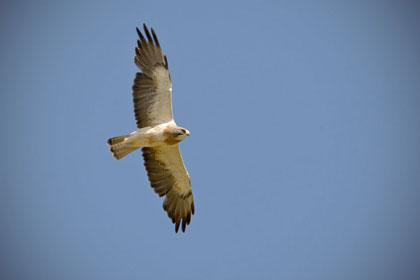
[125,127,167,147]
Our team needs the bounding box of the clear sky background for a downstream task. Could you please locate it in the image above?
[1,1,420,279]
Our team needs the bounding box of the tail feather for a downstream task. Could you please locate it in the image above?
[107,135,129,145]
[110,143,138,160]
[107,134,138,160]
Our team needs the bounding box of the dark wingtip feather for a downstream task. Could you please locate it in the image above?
[182,219,186,232]
[143,24,153,42]
[151,28,160,47]
[191,201,195,215]
[175,222,180,233]
[136,27,145,41]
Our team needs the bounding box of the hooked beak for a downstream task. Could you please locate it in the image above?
[186,130,190,136]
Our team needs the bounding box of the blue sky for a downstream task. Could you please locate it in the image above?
[1,1,420,279]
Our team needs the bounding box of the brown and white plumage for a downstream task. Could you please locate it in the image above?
[107,24,194,233]
[133,26,172,128]
[142,146,194,232]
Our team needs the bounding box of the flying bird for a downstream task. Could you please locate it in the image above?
[107,24,194,233]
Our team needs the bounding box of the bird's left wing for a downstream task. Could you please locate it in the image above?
[133,24,173,128]
[142,145,194,232]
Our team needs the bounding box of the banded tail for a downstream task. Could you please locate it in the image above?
[107,134,138,160]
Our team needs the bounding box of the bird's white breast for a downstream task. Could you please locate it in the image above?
[125,120,176,148]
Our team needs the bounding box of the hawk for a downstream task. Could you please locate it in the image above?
[107,24,194,233]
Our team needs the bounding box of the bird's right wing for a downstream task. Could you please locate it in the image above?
[132,24,173,128]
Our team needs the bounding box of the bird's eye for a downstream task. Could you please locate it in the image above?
[181,129,186,134]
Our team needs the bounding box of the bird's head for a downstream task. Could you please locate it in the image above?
[175,127,190,140]
[165,126,190,143]
[164,125,190,145]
